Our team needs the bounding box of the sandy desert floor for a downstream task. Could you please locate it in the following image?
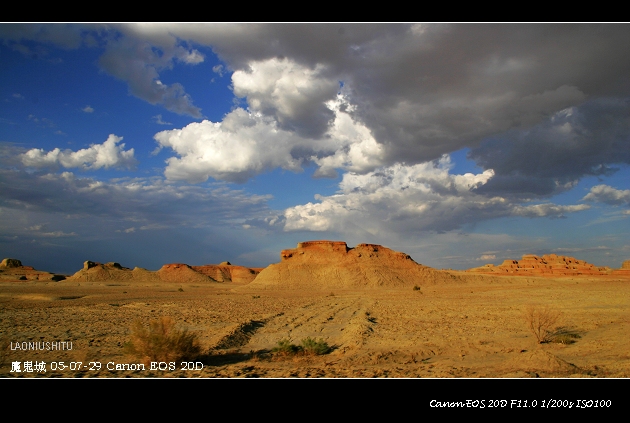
[1,273,629,378]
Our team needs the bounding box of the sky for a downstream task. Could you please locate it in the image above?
[1,23,629,274]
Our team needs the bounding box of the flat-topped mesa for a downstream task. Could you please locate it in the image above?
[281,241,349,260]
[468,254,611,276]
[250,240,459,290]
[280,241,414,262]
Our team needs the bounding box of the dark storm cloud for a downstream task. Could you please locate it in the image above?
[469,98,630,198]
[170,23,630,174]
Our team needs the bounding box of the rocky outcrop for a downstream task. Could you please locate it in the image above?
[249,240,461,290]
[1,258,25,269]
[67,261,137,282]
[66,260,261,284]
[611,259,630,276]
[467,254,611,276]
[0,258,65,281]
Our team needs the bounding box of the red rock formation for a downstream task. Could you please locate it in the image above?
[250,240,461,289]
[467,254,612,276]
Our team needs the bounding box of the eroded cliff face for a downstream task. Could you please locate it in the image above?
[467,254,617,276]
[249,240,461,289]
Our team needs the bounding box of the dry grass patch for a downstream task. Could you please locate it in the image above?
[124,316,202,365]
[300,337,331,355]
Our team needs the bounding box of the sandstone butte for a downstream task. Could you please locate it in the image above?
[247,240,462,289]
[467,254,630,277]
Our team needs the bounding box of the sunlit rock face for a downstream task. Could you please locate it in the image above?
[468,254,612,276]
[250,240,461,289]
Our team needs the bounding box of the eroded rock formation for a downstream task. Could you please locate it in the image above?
[612,259,630,276]
[249,240,461,289]
[0,258,65,281]
[467,254,611,276]
[66,260,261,284]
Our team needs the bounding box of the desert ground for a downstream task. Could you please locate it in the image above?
[2,264,629,378]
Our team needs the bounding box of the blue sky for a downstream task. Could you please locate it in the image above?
[1,23,629,274]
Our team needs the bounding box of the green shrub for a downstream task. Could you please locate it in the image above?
[271,339,300,356]
[300,337,330,355]
[124,316,202,365]
[271,337,331,357]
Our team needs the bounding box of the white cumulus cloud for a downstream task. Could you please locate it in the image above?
[283,155,589,235]
[21,134,137,170]
[232,57,338,138]
[154,109,304,183]
[583,184,630,206]
[154,94,388,183]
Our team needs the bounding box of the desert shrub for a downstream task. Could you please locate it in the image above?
[124,316,202,365]
[524,305,562,344]
[271,337,331,357]
[300,337,330,355]
[271,339,300,356]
